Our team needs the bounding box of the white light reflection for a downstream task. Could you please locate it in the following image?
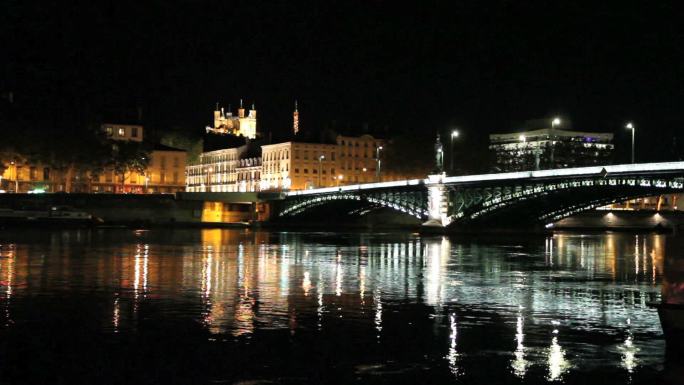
[359,266,366,305]
[143,244,149,293]
[113,298,120,332]
[302,271,311,296]
[317,271,324,330]
[202,247,213,299]
[547,331,570,381]
[374,289,382,340]
[446,313,461,377]
[511,311,528,378]
[620,319,639,373]
[133,246,141,299]
[335,253,343,297]
[634,235,639,276]
[426,237,450,306]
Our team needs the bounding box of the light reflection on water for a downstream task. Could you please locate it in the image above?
[0,229,677,384]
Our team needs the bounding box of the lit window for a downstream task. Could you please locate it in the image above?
[118,128,125,136]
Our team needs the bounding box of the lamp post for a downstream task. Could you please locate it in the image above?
[318,155,325,187]
[376,146,383,182]
[519,135,527,171]
[337,174,343,186]
[626,122,635,163]
[552,117,561,129]
[11,161,18,193]
[450,130,459,174]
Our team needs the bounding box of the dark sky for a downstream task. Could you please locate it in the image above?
[3,1,684,161]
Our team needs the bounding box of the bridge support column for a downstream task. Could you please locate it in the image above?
[423,173,451,227]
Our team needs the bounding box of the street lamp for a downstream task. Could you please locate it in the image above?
[519,135,527,171]
[318,155,325,187]
[10,161,18,193]
[376,146,383,182]
[337,174,343,186]
[450,130,459,174]
[626,122,635,163]
[552,117,561,129]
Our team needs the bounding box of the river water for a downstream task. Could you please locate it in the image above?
[0,229,681,384]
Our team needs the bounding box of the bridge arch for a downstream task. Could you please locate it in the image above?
[450,175,684,225]
[278,189,428,220]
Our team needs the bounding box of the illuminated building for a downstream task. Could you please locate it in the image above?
[95,124,187,193]
[102,123,143,142]
[489,119,614,172]
[261,141,337,190]
[185,142,262,193]
[206,100,257,139]
[336,134,385,184]
[185,105,391,192]
[0,124,186,193]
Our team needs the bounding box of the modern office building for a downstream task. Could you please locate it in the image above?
[489,120,614,172]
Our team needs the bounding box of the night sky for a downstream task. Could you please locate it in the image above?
[3,1,684,162]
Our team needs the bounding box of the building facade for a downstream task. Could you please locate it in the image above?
[489,127,614,172]
[0,124,187,193]
[186,147,243,192]
[336,134,384,184]
[261,141,339,191]
[100,124,187,193]
[102,123,143,142]
[185,133,388,192]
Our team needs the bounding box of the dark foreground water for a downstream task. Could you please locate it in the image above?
[0,229,682,384]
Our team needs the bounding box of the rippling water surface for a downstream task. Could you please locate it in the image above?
[0,229,681,384]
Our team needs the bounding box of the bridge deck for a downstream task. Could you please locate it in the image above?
[287,161,684,196]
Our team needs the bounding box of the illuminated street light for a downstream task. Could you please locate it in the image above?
[318,155,325,187]
[519,135,528,171]
[376,146,383,182]
[552,117,561,128]
[450,130,459,174]
[625,122,635,163]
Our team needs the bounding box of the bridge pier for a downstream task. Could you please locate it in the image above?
[423,173,451,227]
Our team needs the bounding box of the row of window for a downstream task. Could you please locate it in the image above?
[105,126,140,138]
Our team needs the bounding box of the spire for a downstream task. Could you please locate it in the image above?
[215,102,219,111]
[238,99,245,118]
[293,99,300,136]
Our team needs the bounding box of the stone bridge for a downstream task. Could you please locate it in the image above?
[276,162,684,227]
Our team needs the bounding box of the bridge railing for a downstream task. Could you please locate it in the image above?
[286,179,424,196]
[284,161,684,197]
[442,161,684,184]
